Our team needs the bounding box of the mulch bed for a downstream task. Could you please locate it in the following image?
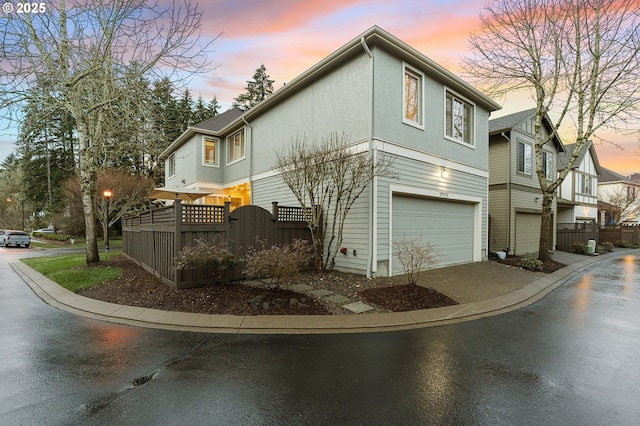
[491,254,566,274]
[77,255,460,315]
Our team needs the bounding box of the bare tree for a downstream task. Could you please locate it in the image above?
[0,0,216,263]
[603,185,640,224]
[275,133,395,273]
[462,0,640,260]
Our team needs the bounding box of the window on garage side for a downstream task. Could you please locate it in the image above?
[403,64,424,129]
[518,141,532,175]
[204,138,218,166]
[445,90,474,145]
[227,129,245,164]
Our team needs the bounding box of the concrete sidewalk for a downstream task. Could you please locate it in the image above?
[12,250,625,335]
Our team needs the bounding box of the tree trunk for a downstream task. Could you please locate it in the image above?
[77,124,100,263]
[538,192,554,262]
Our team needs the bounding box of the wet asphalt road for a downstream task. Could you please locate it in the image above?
[1,248,639,425]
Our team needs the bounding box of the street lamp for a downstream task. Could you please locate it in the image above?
[6,195,25,230]
[102,189,113,253]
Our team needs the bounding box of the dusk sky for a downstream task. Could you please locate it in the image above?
[0,0,637,175]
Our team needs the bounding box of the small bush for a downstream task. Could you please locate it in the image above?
[571,241,587,255]
[614,239,632,248]
[243,239,314,289]
[174,237,237,284]
[392,237,440,286]
[518,255,543,272]
[598,241,614,252]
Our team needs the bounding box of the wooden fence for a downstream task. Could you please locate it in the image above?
[122,201,313,289]
[556,222,640,251]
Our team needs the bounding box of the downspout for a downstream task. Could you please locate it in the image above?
[361,36,376,278]
[242,116,253,204]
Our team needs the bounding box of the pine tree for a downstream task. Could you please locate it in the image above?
[233,64,274,110]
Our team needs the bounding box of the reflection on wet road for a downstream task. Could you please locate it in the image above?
[1,250,639,425]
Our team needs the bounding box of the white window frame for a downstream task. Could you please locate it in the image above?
[402,63,424,129]
[445,89,475,147]
[227,128,246,165]
[203,137,219,167]
[518,141,532,175]
[168,153,176,177]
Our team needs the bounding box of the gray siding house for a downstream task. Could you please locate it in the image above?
[160,26,501,277]
[488,109,565,256]
[557,141,602,223]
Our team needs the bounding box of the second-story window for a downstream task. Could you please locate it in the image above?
[518,141,532,175]
[445,90,474,145]
[402,64,424,128]
[204,138,218,166]
[228,129,245,164]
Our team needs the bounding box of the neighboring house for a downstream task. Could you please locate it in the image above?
[597,167,640,225]
[556,141,602,223]
[159,26,501,277]
[488,109,565,256]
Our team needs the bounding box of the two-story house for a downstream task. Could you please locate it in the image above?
[556,141,602,223]
[598,167,640,225]
[488,109,565,256]
[160,26,501,278]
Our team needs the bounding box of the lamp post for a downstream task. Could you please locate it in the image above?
[102,189,113,253]
[6,195,25,230]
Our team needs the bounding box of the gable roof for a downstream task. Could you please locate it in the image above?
[489,108,537,134]
[489,108,565,152]
[191,107,245,132]
[160,107,245,159]
[557,141,602,174]
[161,26,501,159]
[243,25,502,121]
[599,166,631,183]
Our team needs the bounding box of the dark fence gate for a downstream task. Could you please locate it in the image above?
[123,201,313,289]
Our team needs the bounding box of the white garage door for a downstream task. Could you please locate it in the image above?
[392,195,474,274]
[515,213,541,255]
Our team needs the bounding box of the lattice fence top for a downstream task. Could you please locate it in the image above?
[276,205,312,222]
[182,204,226,223]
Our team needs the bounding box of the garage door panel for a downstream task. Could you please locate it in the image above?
[392,195,474,273]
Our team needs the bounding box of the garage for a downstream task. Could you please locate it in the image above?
[515,212,541,255]
[391,195,475,274]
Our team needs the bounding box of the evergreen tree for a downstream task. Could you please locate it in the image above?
[233,64,274,110]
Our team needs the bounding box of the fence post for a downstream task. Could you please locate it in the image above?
[272,202,279,221]
[174,199,182,288]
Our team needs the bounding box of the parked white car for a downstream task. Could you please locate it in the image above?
[0,230,31,248]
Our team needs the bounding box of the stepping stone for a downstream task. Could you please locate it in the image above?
[342,302,374,314]
[308,289,334,298]
[289,284,313,292]
[325,295,351,304]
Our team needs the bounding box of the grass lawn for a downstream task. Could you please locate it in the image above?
[22,250,123,292]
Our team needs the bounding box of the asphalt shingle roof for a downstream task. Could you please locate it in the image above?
[191,107,245,133]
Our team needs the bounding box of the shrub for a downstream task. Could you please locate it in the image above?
[571,241,587,255]
[243,239,314,289]
[614,239,631,248]
[392,237,440,286]
[598,241,614,252]
[518,255,543,272]
[174,237,237,284]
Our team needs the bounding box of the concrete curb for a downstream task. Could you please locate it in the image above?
[12,251,631,335]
